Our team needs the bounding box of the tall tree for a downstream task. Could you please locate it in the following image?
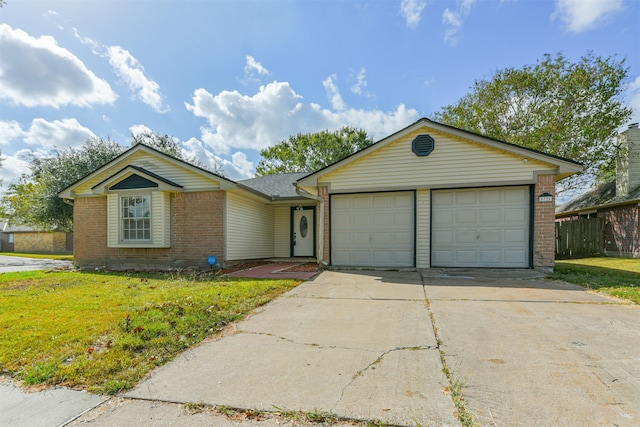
[1,138,124,231]
[434,52,632,192]
[256,126,374,176]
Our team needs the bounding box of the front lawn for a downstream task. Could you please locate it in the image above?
[0,271,300,394]
[553,257,640,304]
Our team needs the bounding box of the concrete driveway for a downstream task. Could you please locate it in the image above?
[72,270,458,426]
[0,254,72,273]
[423,269,640,426]
[26,269,640,426]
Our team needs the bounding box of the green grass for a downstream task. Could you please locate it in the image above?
[0,270,299,394]
[0,252,73,261]
[553,257,640,304]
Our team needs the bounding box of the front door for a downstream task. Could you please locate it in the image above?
[292,208,315,257]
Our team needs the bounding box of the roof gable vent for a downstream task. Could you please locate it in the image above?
[110,174,159,190]
[412,134,435,157]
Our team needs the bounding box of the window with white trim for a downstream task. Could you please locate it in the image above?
[121,196,151,241]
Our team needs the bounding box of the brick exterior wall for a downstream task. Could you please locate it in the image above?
[534,174,556,271]
[13,232,69,253]
[319,186,330,264]
[601,204,640,257]
[73,191,225,270]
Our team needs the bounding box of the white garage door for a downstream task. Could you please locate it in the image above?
[332,192,414,267]
[432,187,530,268]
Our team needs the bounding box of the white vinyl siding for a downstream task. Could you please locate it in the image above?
[416,190,430,268]
[332,192,414,267]
[72,151,223,197]
[226,192,274,260]
[320,128,555,192]
[431,187,530,268]
[273,206,291,258]
[107,191,170,248]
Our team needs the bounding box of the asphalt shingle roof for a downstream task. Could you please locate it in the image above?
[556,180,640,215]
[238,172,309,199]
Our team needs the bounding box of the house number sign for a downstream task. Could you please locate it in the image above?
[538,192,553,203]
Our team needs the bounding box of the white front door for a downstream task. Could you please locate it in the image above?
[293,208,314,257]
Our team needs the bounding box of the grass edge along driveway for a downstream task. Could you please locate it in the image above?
[553,257,640,304]
[0,270,300,395]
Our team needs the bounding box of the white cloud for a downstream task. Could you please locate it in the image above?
[552,0,624,33]
[107,46,169,113]
[182,137,254,180]
[400,0,428,29]
[0,152,30,186]
[245,55,270,76]
[442,0,477,45]
[76,31,169,113]
[23,118,96,150]
[628,75,640,124]
[323,74,346,111]
[185,79,420,166]
[0,24,117,108]
[0,120,25,145]
[129,124,154,137]
[351,68,368,95]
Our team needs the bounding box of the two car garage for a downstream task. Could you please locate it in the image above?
[331,186,531,269]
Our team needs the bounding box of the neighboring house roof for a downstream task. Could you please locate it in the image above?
[297,118,582,186]
[239,173,309,200]
[556,180,640,217]
[0,220,50,233]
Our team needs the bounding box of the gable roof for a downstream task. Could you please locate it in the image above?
[556,180,640,217]
[239,173,309,200]
[296,118,582,186]
[59,143,237,199]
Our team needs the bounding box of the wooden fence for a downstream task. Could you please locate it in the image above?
[555,218,604,259]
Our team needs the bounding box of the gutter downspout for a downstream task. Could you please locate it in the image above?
[295,186,328,267]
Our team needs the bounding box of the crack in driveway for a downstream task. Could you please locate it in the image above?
[331,345,440,412]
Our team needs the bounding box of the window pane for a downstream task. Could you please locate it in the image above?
[121,196,151,241]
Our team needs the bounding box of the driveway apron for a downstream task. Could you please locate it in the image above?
[126,270,458,426]
[423,270,640,426]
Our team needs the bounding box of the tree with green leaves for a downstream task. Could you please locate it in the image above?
[434,52,632,192]
[256,126,374,176]
[1,130,214,231]
[1,137,124,231]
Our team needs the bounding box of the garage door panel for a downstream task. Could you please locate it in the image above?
[432,187,530,268]
[332,192,414,267]
[456,230,477,243]
[456,191,477,205]
[480,229,501,243]
[455,210,477,224]
[480,189,501,204]
[480,250,502,263]
[505,229,527,243]
[433,230,453,244]
[479,209,502,223]
[433,210,454,226]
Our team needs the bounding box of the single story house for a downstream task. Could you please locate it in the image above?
[556,123,640,257]
[59,118,581,271]
[0,220,73,253]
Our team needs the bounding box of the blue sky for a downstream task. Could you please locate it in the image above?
[1,0,639,187]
